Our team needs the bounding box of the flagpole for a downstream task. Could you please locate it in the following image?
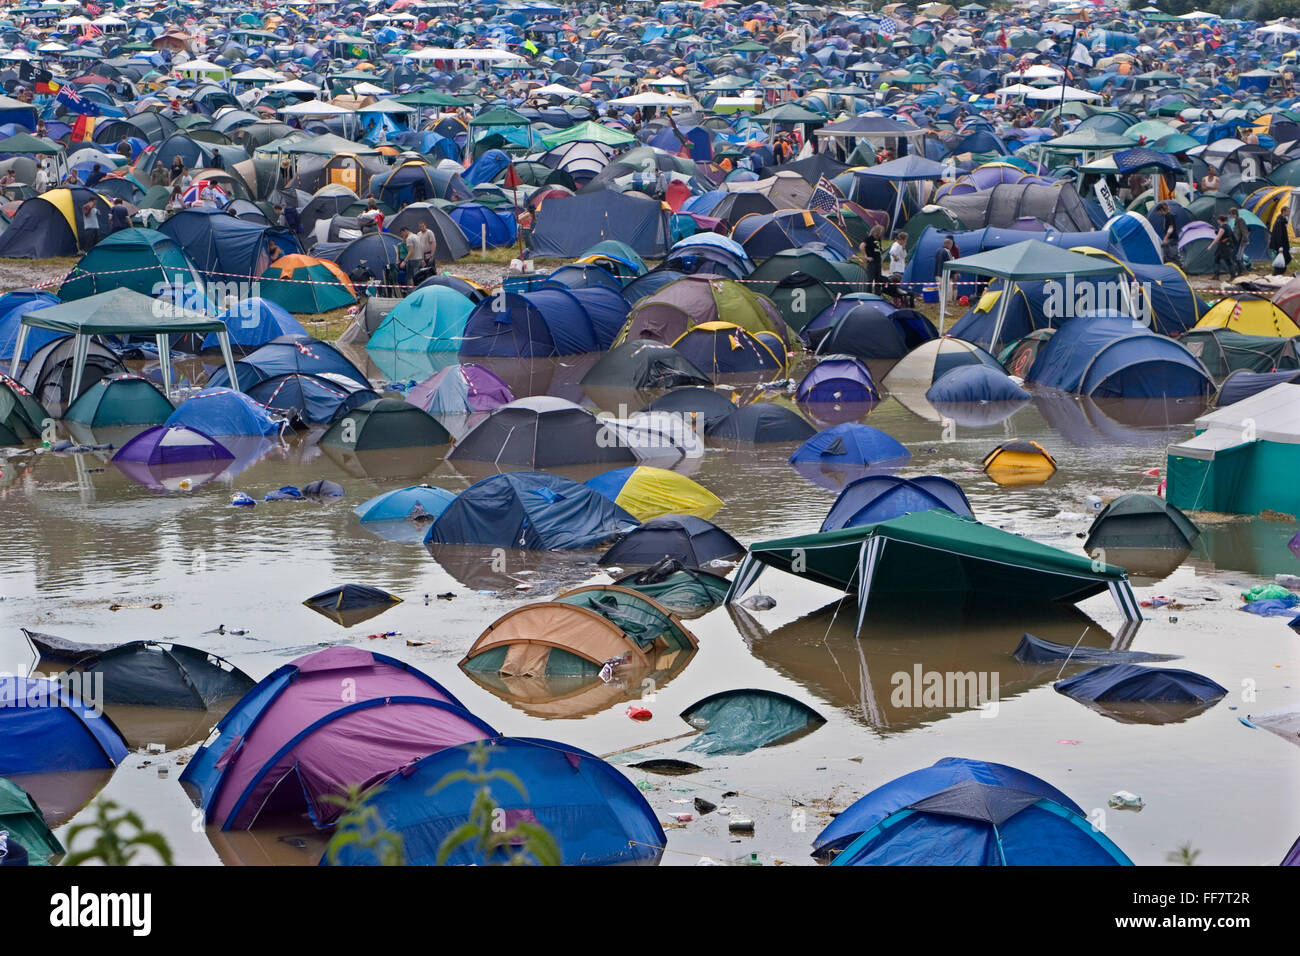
[1060,23,1080,124]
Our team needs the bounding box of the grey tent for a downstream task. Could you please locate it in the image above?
[531,190,671,258]
[939,183,1092,232]
[1083,493,1199,553]
[71,642,255,710]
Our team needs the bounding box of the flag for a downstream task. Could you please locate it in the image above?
[809,175,842,221]
[503,162,521,189]
[57,85,100,117]
[998,28,1008,49]
[1070,42,1093,67]
[85,2,102,13]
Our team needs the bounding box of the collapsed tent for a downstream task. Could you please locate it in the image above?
[612,559,732,616]
[680,689,826,755]
[1012,633,1179,665]
[303,584,402,627]
[0,777,63,865]
[581,340,712,390]
[585,466,721,521]
[68,642,255,710]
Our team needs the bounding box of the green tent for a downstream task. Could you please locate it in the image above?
[728,509,1141,626]
[540,120,637,149]
[0,375,46,445]
[613,566,731,616]
[320,398,450,451]
[0,131,62,155]
[395,90,471,108]
[754,102,827,125]
[468,106,531,128]
[0,776,63,865]
[10,288,236,400]
[552,585,696,652]
[63,373,174,428]
[258,257,356,315]
[59,228,205,304]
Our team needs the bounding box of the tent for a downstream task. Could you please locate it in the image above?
[672,322,786,378]
[63,373,173,428]
[1217,369,1300,408]
[1166,382,1300,516]
[585,466,722,521]
[462,585,696,678]
[790,423,911,471]
[355,486,457,524]
[407,364,513,417]
[0,188,110,258]
[0,677,129,775]
[728,509,1142,626]
[1084,494,1199,553]
[320,398,450,451]
[448,202,516,248]
[459,286,629,358]
[427,472,638,551]
[1055,664,1227,703]
[449,396,633,468]
[159,208,275,282]
[325,737,665,866]
[612,561,732,616]
[202,298,307,354]
[599,515,743,566]
[10,288,238,403]
[821,475,973,532]
[366,286,476,353]
[1179,328,1300,379]
[112,424,233,468]
[167,387,283,437]
[883,337,1003,391]
[206,335,369,391]
[0,291,62,363]
[983,439,1057,486]
[0,374,47,446]
[642,387,737,430]
[797,356,879,405]
[259,255,357,315]
[926,365,1029,404]
[303,584,402,627]
[581,340,711,390]
[812,300,937,357]
[246,373,378,425]
[620,275,790,349]
[0,777,63,865]
[707,401,816,443]
[680,689,826,755]
[1195,294,1300,338]
[731,209,852,261]
[179,646,491,830]
[531,190,671,258]
[1012,633,1179,665]
[58,228,205,303]
[69,642,255,710]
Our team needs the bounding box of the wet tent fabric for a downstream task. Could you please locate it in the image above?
[1217,369,1300,408]
[1180,329,1300,379]
[304,584,401,614]
[159,208,274,281]
[320,399,450,451]
[0,677,129,774]
[813,757,1085,858]
[1026,315,1212,398]
[0,375,49,445]
[58,228,205,303]
[790,423,911,468]
[1196,295,1300,338]
[458,286,629,358]
[1084,494,1199,552]
[1012,634,1180,665]
[883,338,1003,391]
[707,402,816,443]
[355,485,457,523]
[366,286,475,353]
[325,737,665,866]
[729,509,1141,622]
[613,562,732,615]
[619,276,791,349]
[18,336,127,407]
[811,300,937,356]
[63,374,173,428]
[178,646,490,830]
[112,425,233,466]
[449,396,633,468]
[0,188,109,258]
[259,256,357,315]
[672,322,785,377]
[202,299,306,353]
[425,472,639,551]
[531,190,671,258]
[581,340,712,390]
[821,475,974,532]
[0,291,62,362]
[407,363,513,416]
[1055,665,1227,703]
[207,336,369,391]
[926,365,1028,404]
[246,373,379,425]
[585,466,723,521]
[830,779,1131,866]
[166,387,283,437]
[0,777,63,865]
[681,689,826,755]
[642,387,737,430]
[72,642,256,710]
[797,356,879,404]
[599,515,743,566]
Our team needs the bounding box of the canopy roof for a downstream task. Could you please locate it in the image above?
[941,239,1127,282]
[21,288,223,335]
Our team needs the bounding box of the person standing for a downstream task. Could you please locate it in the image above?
[885,231,913,306]
[81,200,101,253]
[399,226,425,285]
[1209,214,1238,282]
[516,207,534,260]
[109,198,129,235]
[417,221,437,276]
[1228,208,1250,272]
[1270,208,1292,273]
[859,224,884,292]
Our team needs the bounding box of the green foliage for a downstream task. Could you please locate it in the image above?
[323,784,405,867]
[62,798,174,867]
[1166,842,1202,866]
[433,741,562,866]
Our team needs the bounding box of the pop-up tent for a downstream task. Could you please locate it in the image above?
[9,288,238,402]
[728,509,1141,628]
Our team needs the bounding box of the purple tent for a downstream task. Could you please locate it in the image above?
[1288,531,1299,562]
[111,425,234,466]
[1285,835,1300,866]
[179,646,495,830]
[407,363,515,416]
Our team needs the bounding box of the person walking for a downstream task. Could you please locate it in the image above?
[1270,208,1292,273]
[1209,214,1238,282]
[399,226,425,285]
[859,224,884,293]
[417,220,437,276]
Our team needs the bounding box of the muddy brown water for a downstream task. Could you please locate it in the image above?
[1,347,1297,866]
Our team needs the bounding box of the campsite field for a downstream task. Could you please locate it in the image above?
[1,351,1296,866]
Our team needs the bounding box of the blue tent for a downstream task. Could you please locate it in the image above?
[1026,314,1213,398]
[448,203,516,248]
[796,356,879,404]
[166,387,284,437]
[317,234,404,278]
[458,287,629,357]
[245,373,378,424]
[0,290,62,363]
[159,208,273,282]
[531,190,671,258]
[355,485,457,523]
[1055,664,1227,703]
[463,148,513,186]
[821,474,973,531]
[367,286,475,353]
[814,757,1130,866]
[926,365,1029,403]
[207,336,369,391]
[0,677,129,774]
[599,514,743,566]
[425,472,638,551]
[202,298,306,353]
[323,737,665,866]
[790,423,911,467]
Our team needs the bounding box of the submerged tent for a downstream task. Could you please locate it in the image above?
[585,466,722,521]
[1055,664,1227,703]
[0,677,129,774]
[426,472,639,551]
[681,689,826,755]
[62,374,173,428]
[0,777,63,865]
[166,387,283,437]
[1084,494,1199,553]
[303,584,402,627]
[728,509,1142,625]
[320,399,450,451]
[821,475,973,532]
[599,515,743,567]
[70,642,255,710]
[355,486,457,524]
[366,285,476,353]
[179,646,492,830]
[246,373,378,425]
[112,424,233,467]
[612,559,732,616]
[326,737,665,866]
[407,363,513,416]
[458,286,629,358]
[1012,633,1180,665]
[581,340,712,390]
[707,401,816,443]
[450,396,633,468]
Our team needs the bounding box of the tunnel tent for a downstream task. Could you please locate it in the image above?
[937,240,1129,353]
[62,373,173,428]
[0,677,130,775]
[0,777,63,865]
[1083,494,1199,553]
[728,509,1142,628]
[599,515,744,567]
[69,641,256,710]
[303,584,402,627]
[324,737,665,866]
[680,689,826,755]
[1012,633,1180,665]
[10,288,237,403]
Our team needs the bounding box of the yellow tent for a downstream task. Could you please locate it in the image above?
[588,465,723,520]
[1196,295,1300,338]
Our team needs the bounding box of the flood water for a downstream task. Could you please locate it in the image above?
[2,346,1297,866]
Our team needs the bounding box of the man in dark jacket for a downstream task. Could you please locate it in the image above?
[1270,209,1292,273]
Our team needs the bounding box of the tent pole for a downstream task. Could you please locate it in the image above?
[9,323,29,378]
[988,278,1014,353]
[218,330,239,391]
[156,333,172,398]
[68,332,89,408]
[938,265,948,332]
